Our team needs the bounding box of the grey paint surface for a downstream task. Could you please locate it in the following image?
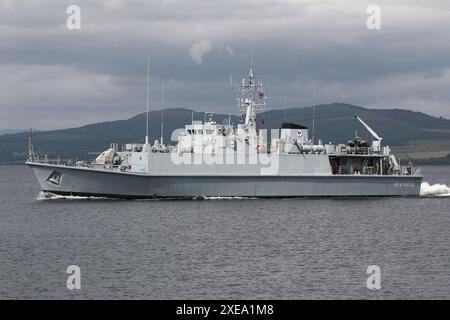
[28,162,422,198]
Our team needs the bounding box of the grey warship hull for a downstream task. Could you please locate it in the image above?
[28,162,422,198]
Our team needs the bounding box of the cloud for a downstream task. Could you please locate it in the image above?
[189,40,213,64]
[0,0,449,130]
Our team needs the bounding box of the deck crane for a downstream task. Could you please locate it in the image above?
[354,114,382,152]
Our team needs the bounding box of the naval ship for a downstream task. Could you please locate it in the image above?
[27,65,422,198]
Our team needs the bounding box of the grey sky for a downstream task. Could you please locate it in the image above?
[0,0,449,130]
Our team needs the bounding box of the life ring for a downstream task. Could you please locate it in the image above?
[128,165,132,170]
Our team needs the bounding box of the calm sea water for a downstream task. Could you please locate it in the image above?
[0,165,449,299]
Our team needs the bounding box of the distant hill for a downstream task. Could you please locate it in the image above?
[1,103,449,165]
[0,129,27,135]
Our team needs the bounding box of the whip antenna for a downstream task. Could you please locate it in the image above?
[161,85,165,145]
[145,56,150,145]
[312,81,316,145]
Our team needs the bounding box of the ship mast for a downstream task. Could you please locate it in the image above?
[231,61,265,138]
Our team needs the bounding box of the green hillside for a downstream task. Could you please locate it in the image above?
[1,103,449,164]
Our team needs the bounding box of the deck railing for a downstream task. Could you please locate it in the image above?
[334,165,421,176]
[29,153,88,167]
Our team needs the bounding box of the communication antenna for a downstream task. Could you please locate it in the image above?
[28,127,34,161]
[283,91,287,122]
[145,56,150,145]
[160,85,165,145]
[312,81,316,145]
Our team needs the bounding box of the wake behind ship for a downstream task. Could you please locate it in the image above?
[27,65,422,198]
